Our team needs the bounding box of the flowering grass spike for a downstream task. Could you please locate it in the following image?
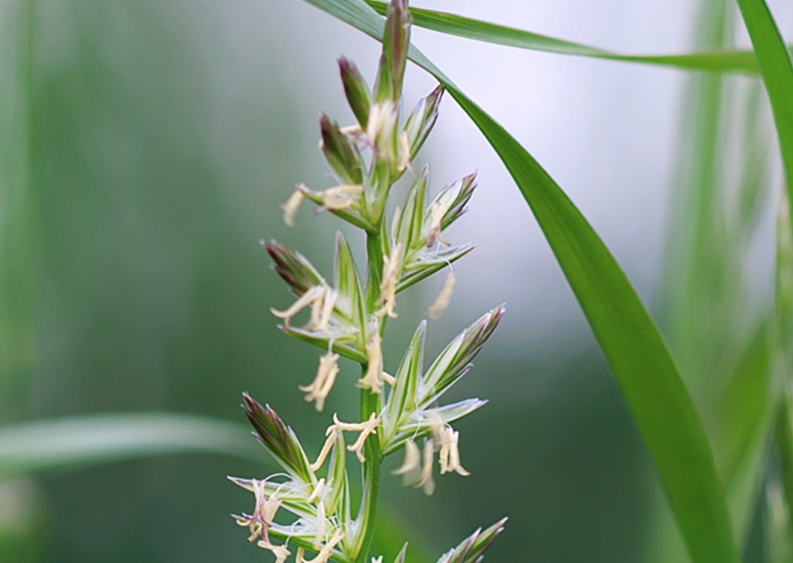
[230,1,507,561]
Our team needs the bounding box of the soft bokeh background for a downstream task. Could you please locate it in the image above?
[1,0,791,562]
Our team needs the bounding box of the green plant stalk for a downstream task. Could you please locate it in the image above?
[356,382,382,563]
[356,224,386,563]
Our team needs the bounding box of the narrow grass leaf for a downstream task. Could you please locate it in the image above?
[451,88,740,563]
[735,0,793,204]
[0,414,260,480]
[365,0,788,74]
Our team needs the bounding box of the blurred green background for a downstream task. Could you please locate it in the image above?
[0,0,785,562]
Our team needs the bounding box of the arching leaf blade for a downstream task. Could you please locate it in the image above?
[366,0,780,74]
[734,0,793,199]
[0,414,260,480]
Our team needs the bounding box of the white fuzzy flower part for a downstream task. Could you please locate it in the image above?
[376,243,402,318]
[271,285,338,332]
[358,333,384,394]
[427,271,455,320]
[300,352,340,412]
[281,189,305,227]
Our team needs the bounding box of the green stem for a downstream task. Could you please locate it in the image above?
[356,381,382,563]
[365,227,384,310]
[355,226,386,563]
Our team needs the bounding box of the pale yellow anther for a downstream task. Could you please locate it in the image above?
[299,529,345,563]
[340,124,362,136]
[311,428,339,472]
[300,352,340,412]
[382,372,396,386]
[309,297,324,331]
[375,243,402,318]
[331,412,367,432]
[323,413,379,464]
[391,439,420,480]
[357,334,384,394]
[391,206,402,241]
[429,412,469,477]
[314,289,338,332]
[397,132,410,172]
[271,285,326,327]
[418,438,435,496]
[281,189,305,227]
[314,501,326,547]
[447,430,470,476]
[320,185,364,211]
[257,540,290,563]
[367,101,397,154]
[426,201,449,247]
[427,271,455,320]
[437,426,465,475]
[346,413,379,463]
[307,478,326,503]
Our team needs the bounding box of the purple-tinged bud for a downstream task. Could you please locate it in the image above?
[394,543,408,563]
[338,57,371,129]
[320,114,363,186]
[264,239,325,296]
[420,304,506,405]
[436,518,508,563]
[373,56,394,105]
[241,393,314,483]
[438,172,477,232]
[404,85,445,160]
[384,0,410,102]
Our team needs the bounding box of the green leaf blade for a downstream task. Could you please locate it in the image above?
[366,0,775,74]
[447,82,741,563]
[735,0,793,203]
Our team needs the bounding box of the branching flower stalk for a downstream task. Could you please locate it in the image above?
[229,1,507,562]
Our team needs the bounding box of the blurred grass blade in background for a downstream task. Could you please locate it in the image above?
[656,0,780,556]
[0,0,39,419]
[365,0,785,74]
[0,414,260,481]
[766,474,793,563]
[298,1,741,562]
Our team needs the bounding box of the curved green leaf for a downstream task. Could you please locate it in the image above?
[0,414,259,480]
[735,0,793,198]
[449,86,739,563]
[365,0,789,74]
[736,0,793,530]
[296,1,741,562]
